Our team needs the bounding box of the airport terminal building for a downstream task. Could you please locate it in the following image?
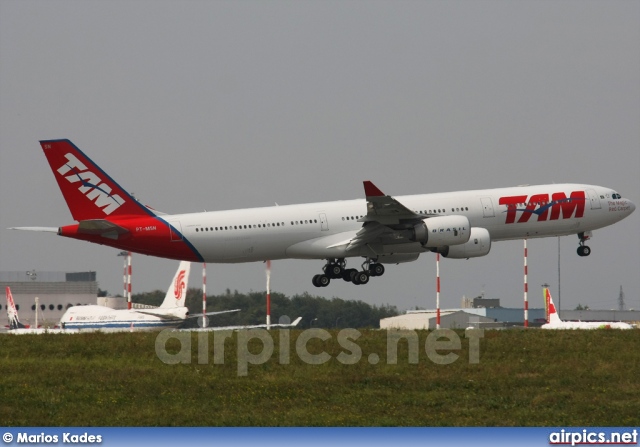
[1,270,99,327]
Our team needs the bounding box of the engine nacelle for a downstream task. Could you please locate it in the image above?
[440,227,491,259]
[411,215,470,247]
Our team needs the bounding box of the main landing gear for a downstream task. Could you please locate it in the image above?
[577,231,592,257]
[312,258,385,287]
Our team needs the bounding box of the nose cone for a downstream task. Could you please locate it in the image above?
[630,200,636,214]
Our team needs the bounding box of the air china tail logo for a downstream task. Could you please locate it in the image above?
[174,270,187,305]
[56,153,124,215]
[499,191,586,224]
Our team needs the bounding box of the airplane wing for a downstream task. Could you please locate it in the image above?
[361,181,424,225]
[133,309,184,320]
[342,181,434,252]
[134,308,240,319]
[345,221,391,251]
[189,309,241,318]
[183,316,303,332]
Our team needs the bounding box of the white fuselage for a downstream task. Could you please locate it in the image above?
[541,321,634,330]
[59,305,188,331]
[165,183,633,263]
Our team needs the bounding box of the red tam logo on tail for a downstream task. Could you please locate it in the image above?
[56,152,125,216]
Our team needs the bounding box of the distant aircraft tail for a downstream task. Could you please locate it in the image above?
[6,287,27,330]
[160,261,191,308]
[39,139,155,222]
[545,288,563,324]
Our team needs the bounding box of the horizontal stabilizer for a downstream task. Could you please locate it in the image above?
[77,219,129,240]
[9,226,58,233]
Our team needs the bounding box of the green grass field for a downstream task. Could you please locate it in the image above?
[1,329,638,426]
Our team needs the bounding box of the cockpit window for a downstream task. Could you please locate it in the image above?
[612,193,622,199]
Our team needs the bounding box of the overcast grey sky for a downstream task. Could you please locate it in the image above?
[1,0,638,313]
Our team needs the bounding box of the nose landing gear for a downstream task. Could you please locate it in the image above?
[577,231,592,257]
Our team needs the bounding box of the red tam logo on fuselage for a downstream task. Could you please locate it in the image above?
[57,153,124,215]
[498,191,586,224]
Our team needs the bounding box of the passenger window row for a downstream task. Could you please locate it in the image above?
[194,206,472,232]
[195,219,319,232]
[15,303,76,311]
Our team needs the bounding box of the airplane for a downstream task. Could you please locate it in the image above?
[5,286,74,334]
[59,261,239,331]
[541,287,634,330]
[11,139,636,288]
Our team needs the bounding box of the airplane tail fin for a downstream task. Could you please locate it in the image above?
[160,261,191,308]
[6,287,26,330]
[545,287,562,324]
[40,139,155,222]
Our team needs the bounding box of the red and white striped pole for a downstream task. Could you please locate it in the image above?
[436,253,441,329]
[127,252,132,310]
[122,255,128,303]
[266,260,272,330]
[202,263,208,328]
[523,239,529,328]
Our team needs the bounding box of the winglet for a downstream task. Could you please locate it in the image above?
[291,316,303,327]
[363,181,385,197]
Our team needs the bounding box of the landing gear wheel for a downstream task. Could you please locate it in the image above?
[369,263,385,277]
[577,246,591,257]
[576,232,592,257]
[318,275,330,287]
[327,264,343,278]
[343,268,358,282]
[312,274,330,287]
[352,271,370,285]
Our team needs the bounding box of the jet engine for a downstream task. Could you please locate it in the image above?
[410,215,470,247]
[439,227,491,259]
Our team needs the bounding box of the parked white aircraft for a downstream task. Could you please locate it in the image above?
[4,286,73,334]
[59,261,239,331]
[541,288,633,330]
[12,139,636,288]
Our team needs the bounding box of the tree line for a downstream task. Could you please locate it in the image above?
[132,288,399,329]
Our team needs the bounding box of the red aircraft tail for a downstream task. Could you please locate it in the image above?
[40,139,153,222]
